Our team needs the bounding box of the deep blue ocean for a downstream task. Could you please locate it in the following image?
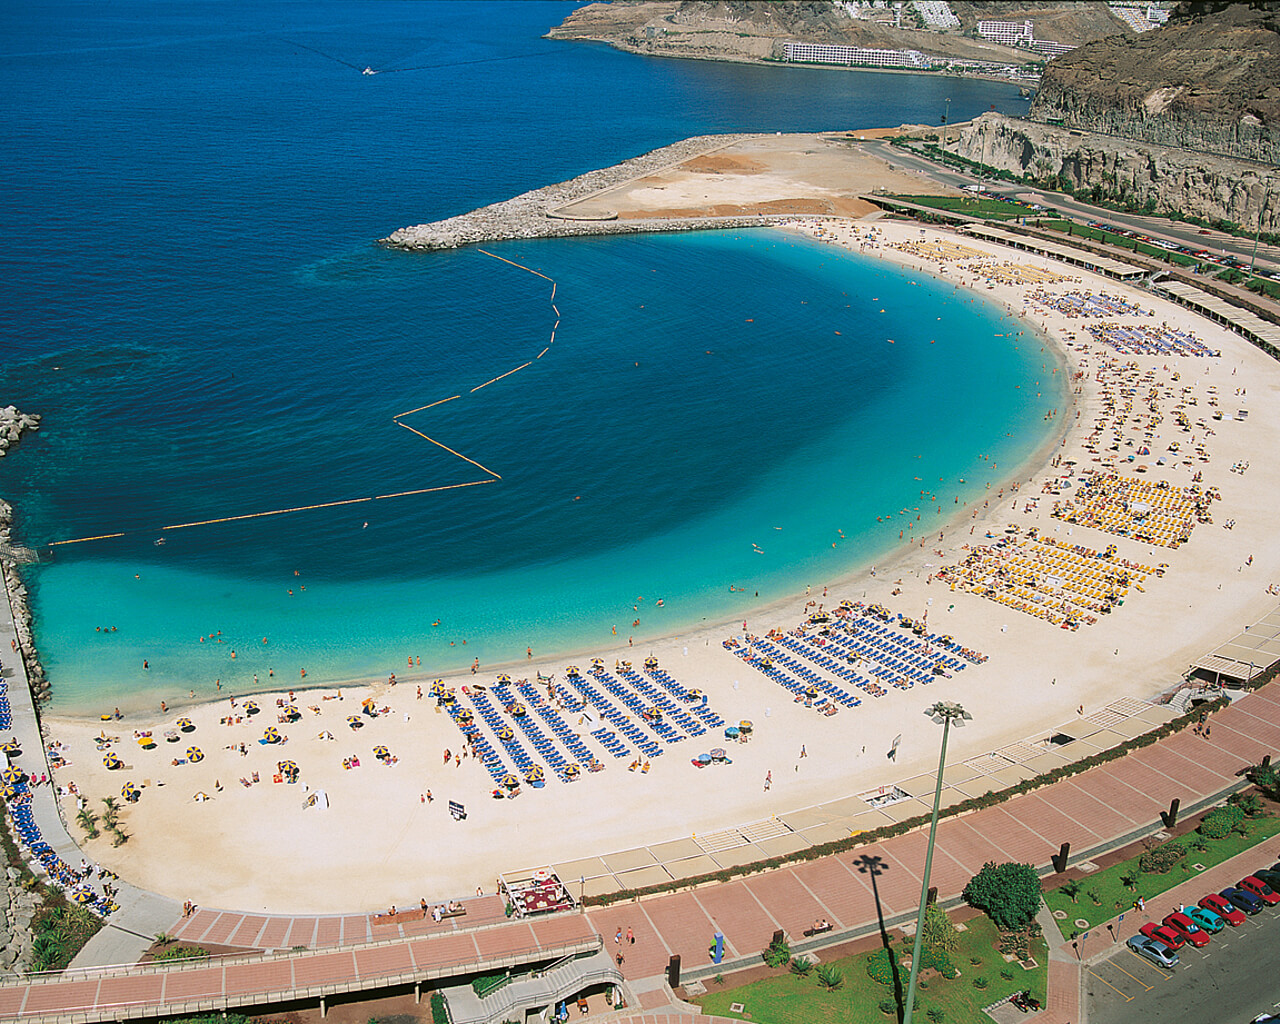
[0,1,1056,712]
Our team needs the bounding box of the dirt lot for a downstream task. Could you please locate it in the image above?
[555,131,958,221]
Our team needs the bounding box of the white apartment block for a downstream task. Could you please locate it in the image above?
[912,1,960,29]
[976,19,1035,45]
[783,41,931,69]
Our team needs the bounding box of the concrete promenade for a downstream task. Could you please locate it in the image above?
[1,678,1274,1021]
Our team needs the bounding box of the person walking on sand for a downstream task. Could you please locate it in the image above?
[764,770,772,792]
[471,658,479,675]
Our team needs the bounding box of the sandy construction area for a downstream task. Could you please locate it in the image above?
[43,216,1280,916]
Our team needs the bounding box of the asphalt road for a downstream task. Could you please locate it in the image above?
[1088,903,1280,1024]
[854,139,1280,274]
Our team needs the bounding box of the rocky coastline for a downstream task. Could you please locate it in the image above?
[382,132,788,251]
[0,406,49,704]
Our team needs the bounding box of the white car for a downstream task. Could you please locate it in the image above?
[1126,934,1178,968]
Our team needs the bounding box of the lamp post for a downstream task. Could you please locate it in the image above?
[903,701,971,1024]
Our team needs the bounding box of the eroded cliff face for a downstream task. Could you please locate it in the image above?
[1029,1,1280,164]
[948,113,1280,234]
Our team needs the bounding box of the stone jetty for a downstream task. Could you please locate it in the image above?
[0,407,48,703]
[383,133,785,251]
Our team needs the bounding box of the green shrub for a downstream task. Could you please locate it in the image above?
[879,999,897,1016]
[430,992,449,1024]
[789,956,813,976]
[963,862,1042,930]
[973,976,989,990]
[1000,968,1015,981]
[866,948,897,986]
[1200,805,1245,840]
[762,936,791,968]
[152,945,208,962]
[927,1008,946,1023]
[1138,841,1185,874]
[1229,792,1264,817]
[815,964,844,991]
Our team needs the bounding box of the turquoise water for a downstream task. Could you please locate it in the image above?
[0,3,1057,712]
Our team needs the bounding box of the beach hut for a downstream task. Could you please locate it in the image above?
[176,718,194,732]
[262,727,281,744]
[187,746,204,763]
[347,716,363,729]
[121,782,139,802]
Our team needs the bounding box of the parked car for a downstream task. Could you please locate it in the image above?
[1186,905,1224,933]
[1252,868,1280,892]
[1221,887,1265,915]
[1200,892,1246,926]
[1127,933,1179,968]
[1162,912,1210,947]
[1239,876,1280,906]
[1139,921,1185,950]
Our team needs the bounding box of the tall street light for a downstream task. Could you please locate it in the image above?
[903,700,972,1024]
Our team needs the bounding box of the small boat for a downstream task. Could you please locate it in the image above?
[154,538,165,546]
[362,66,376,75]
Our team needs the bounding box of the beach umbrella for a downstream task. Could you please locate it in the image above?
[590,657,603,666]
[164,730,180,743]
[176,718,194,732]
[430,679,445,696]
[0,740,20,754]
[696,753,712,765]
[262,727,280,743]
[137,733,156,748]
[710,748,727,761]
[687,688,703,700]
[372,745,389,758]
[2,786,15,800]
[724,726,740,740]
[739,720,753,733]
[524,765,544,782]
[187,747,204,762]
[502,773,519,789]
[644,657,658,668]
[496,672,511,682]
[562,764,580,778]
[283,705,300,721]
[103,753,123,770]
[2,767,23,784]
[456,709,474,723]
[243,701,260,715]
[805,686,819,698]
[73,891,92,905]
[566,665,580,677]
[347,716,363,729]
[278,760,298,777]
[510,703,527,718]
[440,691,456,704]
[121,782,138,801]
[497,726,514,742]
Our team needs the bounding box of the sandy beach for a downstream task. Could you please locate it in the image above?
[41,215,1280,916]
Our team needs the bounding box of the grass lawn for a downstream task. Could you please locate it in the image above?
[1044,813,1280,935]
[695,915,1045,1024]
[890,194,1026,220]
[1039,220,1200,267]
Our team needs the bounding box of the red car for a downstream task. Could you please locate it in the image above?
[1139,922,1184,951]
[1162,912,1210,948]
[1239,876,1280,906]
[1200,893,1246,926]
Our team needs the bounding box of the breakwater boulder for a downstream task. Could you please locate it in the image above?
[0,406,39,459]
[383,133,783,251]
[0,868,40,976]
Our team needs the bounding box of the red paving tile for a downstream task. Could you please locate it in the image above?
[789,855,872,925]
[584,905,669,980]
[1217,706,1280,748]
[1012,791,1106,846]
[528,912,598,947]
[229,914,268,948]
[201,912,245,946]
[257,916,292,949]
[21,980,99,1015]
[741,870,828,938]
[223,959,294,996]
[95,973,164,1011]
[161,966,225,1001]
[341,914,370,945]
[313,916,342,947]
[1104,756,1185,806]
[1135,741,1236,791]
[474,920,537,959]
[1071,769,1163,822]
[630,892,712,966]
[0,988,25,1018]
[284,916,317,948]
[1167,732,1257,778]
[847,845,918,917]
[291,951,356,989]
[694,881,780,957]
[1052,778,1148,836]
[354,943,415,979]
[176,907,219,942]
[409,932,479,969]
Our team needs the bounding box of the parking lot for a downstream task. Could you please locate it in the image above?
[1089,903,1280,1024]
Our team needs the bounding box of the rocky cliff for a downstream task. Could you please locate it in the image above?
[1030,1,1280,164]
[947,112,1280,234]
[546,1,1061,66]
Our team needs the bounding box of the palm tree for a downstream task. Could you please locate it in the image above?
[99,796,120,829]
[76,808,99,839]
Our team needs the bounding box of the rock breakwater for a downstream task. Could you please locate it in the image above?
[383,133,785,251]
[0,406,49,703]
[0,406,39,460]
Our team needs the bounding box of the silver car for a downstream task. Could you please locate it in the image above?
[1127,934,1179,968]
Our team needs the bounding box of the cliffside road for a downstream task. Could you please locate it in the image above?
[863,139,1280,275]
